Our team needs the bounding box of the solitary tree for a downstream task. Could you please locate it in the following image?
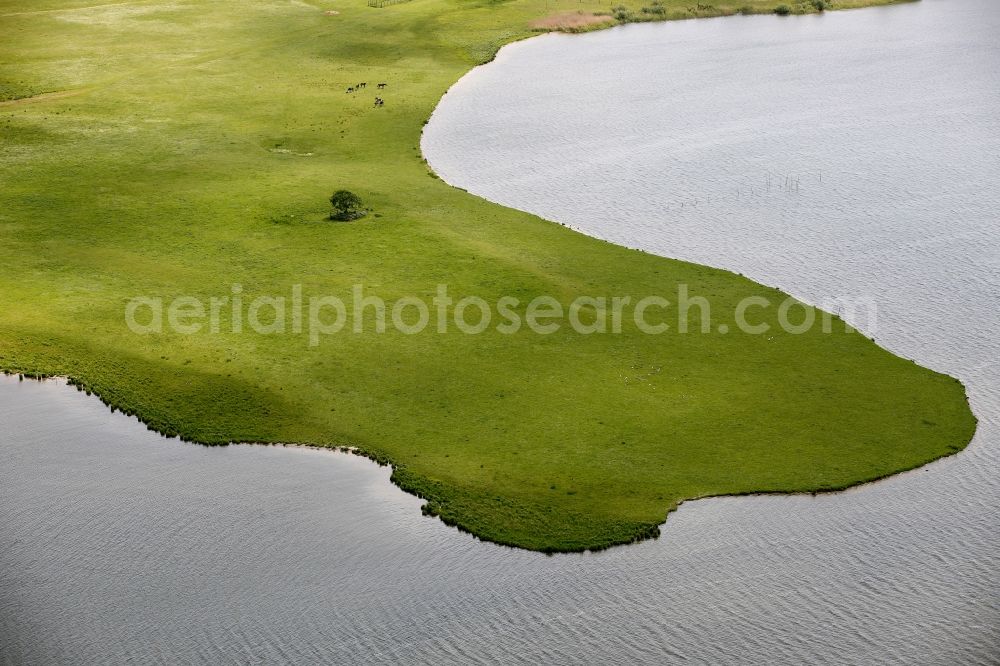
[329,190,364,221]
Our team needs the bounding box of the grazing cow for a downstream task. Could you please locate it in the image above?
[346,87,354,93]
[358,82,367,89]
[377,82,387,89]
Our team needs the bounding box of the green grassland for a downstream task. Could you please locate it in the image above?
[0,0,974,552]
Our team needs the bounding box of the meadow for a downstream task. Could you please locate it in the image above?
[0,0,973,552]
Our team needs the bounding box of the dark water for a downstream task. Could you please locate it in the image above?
[3,0,1000,663]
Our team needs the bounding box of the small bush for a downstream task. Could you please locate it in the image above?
[329,189,366,221]
[812,0,828,10]
[774,4,791,15]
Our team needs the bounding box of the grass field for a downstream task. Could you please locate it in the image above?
[0,0,974,552]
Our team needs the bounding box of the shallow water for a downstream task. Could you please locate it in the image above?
[3,0,1000,663]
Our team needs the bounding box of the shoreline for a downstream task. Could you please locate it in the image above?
[0,0,977,553]
[1,362,976,555]
[1,371,976,556]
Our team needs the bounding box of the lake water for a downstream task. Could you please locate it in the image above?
[4,0,999,662]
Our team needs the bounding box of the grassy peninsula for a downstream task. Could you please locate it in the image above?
[0,0,974,552]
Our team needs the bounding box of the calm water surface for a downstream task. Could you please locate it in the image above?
[4,0,1000,662]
